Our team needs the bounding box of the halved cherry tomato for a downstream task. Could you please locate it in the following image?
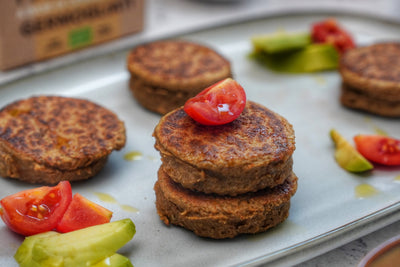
[0,181,72,236]
[354,135,400,166]
[56,193,112,233]
[311,18,355,54]
[184,78,246,126]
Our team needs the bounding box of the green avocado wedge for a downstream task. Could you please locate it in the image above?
[14,231,59,267]
[14,219,135,267]
[250,43,339,73]
[251,32,311,54]
[330,129,374,173]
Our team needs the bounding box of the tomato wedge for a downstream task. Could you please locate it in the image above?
[184,78,246,126]
[354,135,400,166]
[56,193,113,233]
[0,181,72,236]
[311,18,355,54]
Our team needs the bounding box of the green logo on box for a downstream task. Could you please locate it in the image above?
[68,27,93,49]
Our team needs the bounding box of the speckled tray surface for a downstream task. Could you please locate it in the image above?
[0,12,400,267]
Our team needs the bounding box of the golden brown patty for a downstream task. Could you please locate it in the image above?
[339,42,400,116]
[153,101,296,196]
[127,40,232,114]
[340,83,400,117]
[0,96,126,183]
[128,75,194,116]
[154,168,298,239]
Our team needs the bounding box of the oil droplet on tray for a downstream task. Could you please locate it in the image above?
[93,192,139,213]
[312,74,326,85]
[120,204,139,213]
[373,126,388,136]
[363,116,388,136]
[355,184,379,199]
[394,175,400,182]
[124,151,143,161]
[93,192,117,204]
[147,155,158,161]
[364,117,372,123]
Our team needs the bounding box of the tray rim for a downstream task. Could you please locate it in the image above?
[239,201,400,266]
[1,9,400,267]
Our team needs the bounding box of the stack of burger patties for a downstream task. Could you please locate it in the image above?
[126,40,232,115]
[153,101,298,239]
[339,42,400,117]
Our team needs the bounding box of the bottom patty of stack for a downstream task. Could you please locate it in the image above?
[340,84,400,117]
[155,168,298,239]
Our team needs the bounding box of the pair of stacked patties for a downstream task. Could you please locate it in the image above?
[127,40,233,115]
[153,101,298,239]
[339,42,400,117]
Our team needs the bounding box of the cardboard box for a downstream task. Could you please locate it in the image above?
[0,0,144,70]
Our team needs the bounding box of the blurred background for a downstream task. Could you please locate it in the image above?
[1,0,399,84]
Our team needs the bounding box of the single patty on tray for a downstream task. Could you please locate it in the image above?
[0,95,126,184]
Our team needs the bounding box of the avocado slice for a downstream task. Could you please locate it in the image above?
[14,231,59,267]
[92,254,133,267]
[14,219,135,267]
[251,32,311,54]
[251,43,339,73]
[330,129,374,173]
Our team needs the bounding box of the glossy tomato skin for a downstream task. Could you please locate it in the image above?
[0,181,72,236]
[184,78,246,126]
[354,135,400,166]
[311,18,355,54]
[56,193,112,233]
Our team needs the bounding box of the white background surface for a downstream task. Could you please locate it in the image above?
[1,1,400,266]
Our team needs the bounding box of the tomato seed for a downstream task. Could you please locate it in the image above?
[38,204,47,212]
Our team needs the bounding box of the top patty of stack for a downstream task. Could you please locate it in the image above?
[153,101,295,196]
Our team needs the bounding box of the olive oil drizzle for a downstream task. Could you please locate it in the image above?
[312,74,326,85]
[363,116,388,136]
[373,126,388,136]
[123,151,143,161]
[93,192,139,213]
[123,150,159,162]
[93,192,118,204]
[355,183,379,199]
[120,204,139,213]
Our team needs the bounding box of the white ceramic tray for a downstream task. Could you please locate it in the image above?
[1,12,400,267]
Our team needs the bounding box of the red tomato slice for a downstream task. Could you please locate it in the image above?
[56,193,112,233]
[311,18,355,54]
[354,135,400,166]
[184,78,246,126]
[0,181,72,236]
